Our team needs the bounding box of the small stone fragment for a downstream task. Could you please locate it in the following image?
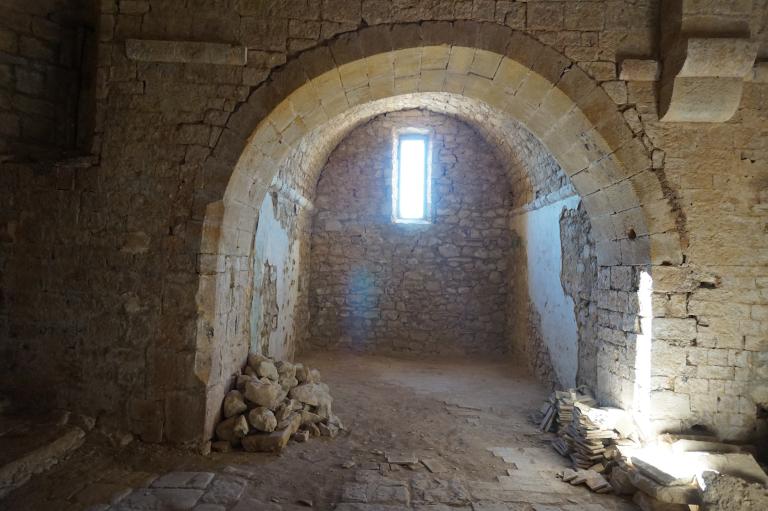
[236,374,258,392]
[300,410,323,426]
[223,390,247,418]
[247,407,277,433]
[255,360,279,380]
[247,353,269,369]
[292,430,310,443]
[386,452,418,464]
[290,383,331,407]
[215,415,249,444]
[278,412,302,431]
[280,377,299,391]
[241,414,301,452]
[318,422,339,438]
[421,458,448,473]
[276,360,296,381]
[244,381,284,409]
[328,414,345,430]
[294,363,311,383]
[274,403,292,422]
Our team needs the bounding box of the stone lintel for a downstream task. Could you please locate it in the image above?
[125,39,247,66]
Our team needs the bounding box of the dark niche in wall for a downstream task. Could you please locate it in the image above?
[0,1,97,162]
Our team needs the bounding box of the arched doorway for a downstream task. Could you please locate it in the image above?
[180,23,681,444]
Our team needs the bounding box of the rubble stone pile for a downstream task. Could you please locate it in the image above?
[212,353,344,453]
[536,389,768,510]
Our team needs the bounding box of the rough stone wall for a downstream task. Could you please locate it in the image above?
[560,202,598,390]
[0,1,765,444]
[309,110,511,355]
[632,80,768,440]
[0,1,95,159]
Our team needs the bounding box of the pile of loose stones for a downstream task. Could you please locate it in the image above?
[213,353,343,452]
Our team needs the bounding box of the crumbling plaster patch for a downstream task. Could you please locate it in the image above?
[560,202,599,390]
[509,195,582,388]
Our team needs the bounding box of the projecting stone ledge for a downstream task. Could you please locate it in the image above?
[659,37,758,123]
[125,39,247,66]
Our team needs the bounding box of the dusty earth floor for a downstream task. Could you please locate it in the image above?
[1,352,638,510]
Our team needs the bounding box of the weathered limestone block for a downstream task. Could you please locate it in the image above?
[289,383,331,407]
[240,414,301,452]
[125,39,247,66]
[247,407,277,433]
[275,360,295,381]
[620,59,660,81]
[222,390,247,418]
[243,381,284,409]
[253,360,278,380]
[214,415,248,444]
[294,363,312,384]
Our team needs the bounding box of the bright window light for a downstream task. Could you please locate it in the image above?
[393,131,431,223]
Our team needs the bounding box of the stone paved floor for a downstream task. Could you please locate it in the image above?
[1,352,639,510]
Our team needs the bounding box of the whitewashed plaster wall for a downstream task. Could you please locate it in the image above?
[510,195,582,388]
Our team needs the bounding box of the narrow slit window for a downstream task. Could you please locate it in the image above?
[393,130,431,223]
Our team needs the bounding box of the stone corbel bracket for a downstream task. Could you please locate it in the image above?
[125,39,247,66]
[659,37,758,122]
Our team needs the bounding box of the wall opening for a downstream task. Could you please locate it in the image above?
[189,36,671,444]
[392,128,432,224]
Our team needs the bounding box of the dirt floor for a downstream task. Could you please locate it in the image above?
[1,352,639,510]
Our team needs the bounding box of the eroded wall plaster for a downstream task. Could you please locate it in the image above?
[510,195,582,388]
[250,190,310,361]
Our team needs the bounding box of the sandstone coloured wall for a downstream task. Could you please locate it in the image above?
[0,1,765,445]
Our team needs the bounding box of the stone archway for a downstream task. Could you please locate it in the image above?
[181,22,682,444]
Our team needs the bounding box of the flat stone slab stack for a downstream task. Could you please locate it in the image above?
[537,388,638,473]
[212,353,344,453]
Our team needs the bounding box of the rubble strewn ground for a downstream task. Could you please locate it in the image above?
[536,388,768,511]
[700,472,768,510]
[1,353,640,510]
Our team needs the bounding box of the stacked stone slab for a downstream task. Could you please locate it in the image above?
[539,388,638,471]
[213,354,343,453]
